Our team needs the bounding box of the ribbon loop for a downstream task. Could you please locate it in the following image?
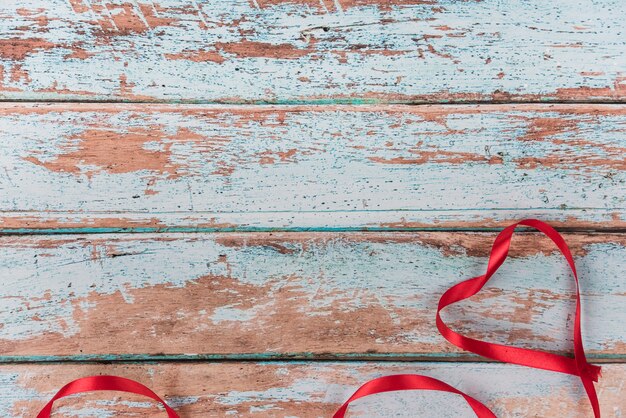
[333,374,496,418]
[37,375,179,418]
[436,219,601,417]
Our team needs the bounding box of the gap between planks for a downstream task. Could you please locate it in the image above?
[0,353,623,365]
[2,99,626,106]
[2,227,626,235]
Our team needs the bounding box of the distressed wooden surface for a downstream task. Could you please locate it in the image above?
[1,231,624,360]
[0,0,625,103]
[1,0,625,415]
[1,103,626,231]
[1,362,623,417]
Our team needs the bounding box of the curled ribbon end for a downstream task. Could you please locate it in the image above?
[583,363,602,382]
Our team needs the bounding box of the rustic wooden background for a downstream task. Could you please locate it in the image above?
[1,0,625,416]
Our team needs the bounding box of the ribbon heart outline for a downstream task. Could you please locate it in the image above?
[436,219,601,417]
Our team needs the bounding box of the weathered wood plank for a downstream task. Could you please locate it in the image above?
[0,0,625,102]
[1,362,623,417]
[1,232,624,359]
[1,103,625,230]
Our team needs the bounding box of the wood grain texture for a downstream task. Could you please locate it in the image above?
[0,0,625,103]
[1,103,626,231]
[1,231,624,360]
[1,1,624,416]
[1,362,623,417]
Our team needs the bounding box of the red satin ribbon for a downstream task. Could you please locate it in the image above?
[436,219,601,417]
[36,220,602,418]
[333,374,496,418]
[36,375,179,418]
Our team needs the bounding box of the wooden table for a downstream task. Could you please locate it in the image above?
[0,0,624,416]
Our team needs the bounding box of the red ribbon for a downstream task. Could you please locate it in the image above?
[436,219,601,417]
[36,375,179,418]
[36,219,601,417]
[333,374,496,418]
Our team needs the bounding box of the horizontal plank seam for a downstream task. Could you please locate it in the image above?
[2,99,626,106]
[2,227,626,235]
[0,354,623,365]
[3,208,624,214]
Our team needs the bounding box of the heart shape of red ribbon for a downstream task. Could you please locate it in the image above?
[436,219,601,417]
